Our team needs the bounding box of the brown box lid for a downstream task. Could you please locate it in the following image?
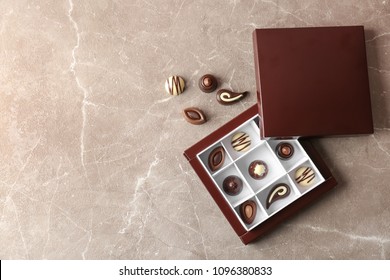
[253,26,374,138]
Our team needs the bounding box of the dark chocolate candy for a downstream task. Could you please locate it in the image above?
[248,160,268,180]
[216,89,248,105]
[275,142,294,160]
[182,107,207,125]
[266,183,291,209]
[239,200,257,224]
[223,175,243,196]
[199,74,218,93]
[208,146,225,172]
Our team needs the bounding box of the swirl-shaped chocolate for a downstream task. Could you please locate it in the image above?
[216,89,248,105]
[266,183,291,209]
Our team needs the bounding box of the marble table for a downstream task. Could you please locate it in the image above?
[1,0,389,259]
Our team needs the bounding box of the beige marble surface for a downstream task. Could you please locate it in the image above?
[1,0,389,260]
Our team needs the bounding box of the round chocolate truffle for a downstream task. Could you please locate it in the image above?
[165,75,185,95]
[231,131,251,152]
[198,74,218,93]
[295,166,315,187]
[275,142,294,160]
[248,160,268,180]
[223,175,243,196]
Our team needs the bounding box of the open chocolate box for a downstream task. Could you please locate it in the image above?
[184,105,337,244]
[184,26,373,244]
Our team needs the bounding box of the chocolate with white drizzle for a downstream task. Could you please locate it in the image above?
[266,183,291,209]
[216,89,248,105]
[182,107,207,125]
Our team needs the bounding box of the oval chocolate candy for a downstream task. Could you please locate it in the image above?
[182,107,207,125]
[239,200,257,224]
[216,89,248,105]
[208,146,225,172]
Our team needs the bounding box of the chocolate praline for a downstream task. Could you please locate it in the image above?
[216,89,248,105]
[275,142,294,160]
[231,131,251,152]
[222,175,243,196]
[248,160,268,180]
[182,107,207,125]
[266,183,291,209]
[295,166,316,187]
[165,75,185,95]
[239,200,257,224]
[208,146,225,172]
[198,74,218,93]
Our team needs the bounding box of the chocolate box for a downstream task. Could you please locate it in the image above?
[184,105,337,244]
[183,26,373,244]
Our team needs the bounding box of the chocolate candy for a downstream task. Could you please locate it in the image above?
[231,132,251,152]
[165,75,185,95]
[295,166,316,187]
[182,107,207,125]
[199,74,218,93]
[239,200,257,224]
[216,89,248,105]
[275,142,294,160]
[223,175,243,196]
[208,146,225,172]
[248,160,268,180]
[266,183,291,209]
